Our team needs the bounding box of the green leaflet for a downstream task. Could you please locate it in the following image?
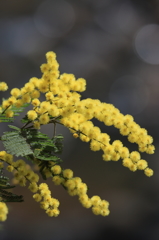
[1,125,63,164]
[1,130,33,157]
[21,128,63,161]
[0,101,29,123]
[1,132,33,157]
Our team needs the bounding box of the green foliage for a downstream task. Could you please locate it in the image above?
[0,169,23,202]
[21,128,63,162]
[1,127,33,157]
[2,125,63,163]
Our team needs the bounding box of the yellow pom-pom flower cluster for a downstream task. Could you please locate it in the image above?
[33,183,60,217]
[0,151,60,219]
[51,165,110,216]
[0,51,155,220]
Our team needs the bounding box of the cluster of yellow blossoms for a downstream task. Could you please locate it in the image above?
[0,151,60,217]
[52,165,109,216]
[0,51,155,220]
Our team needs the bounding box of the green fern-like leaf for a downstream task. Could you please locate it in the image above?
[20,128,63,163]
[1,130,33,157]
[2,125,63,164]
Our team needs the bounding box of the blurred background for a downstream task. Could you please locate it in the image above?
[0,0,159,239]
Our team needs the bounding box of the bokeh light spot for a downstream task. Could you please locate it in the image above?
[135,24,159,65]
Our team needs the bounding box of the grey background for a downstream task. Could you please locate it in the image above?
[0,0,159,239]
